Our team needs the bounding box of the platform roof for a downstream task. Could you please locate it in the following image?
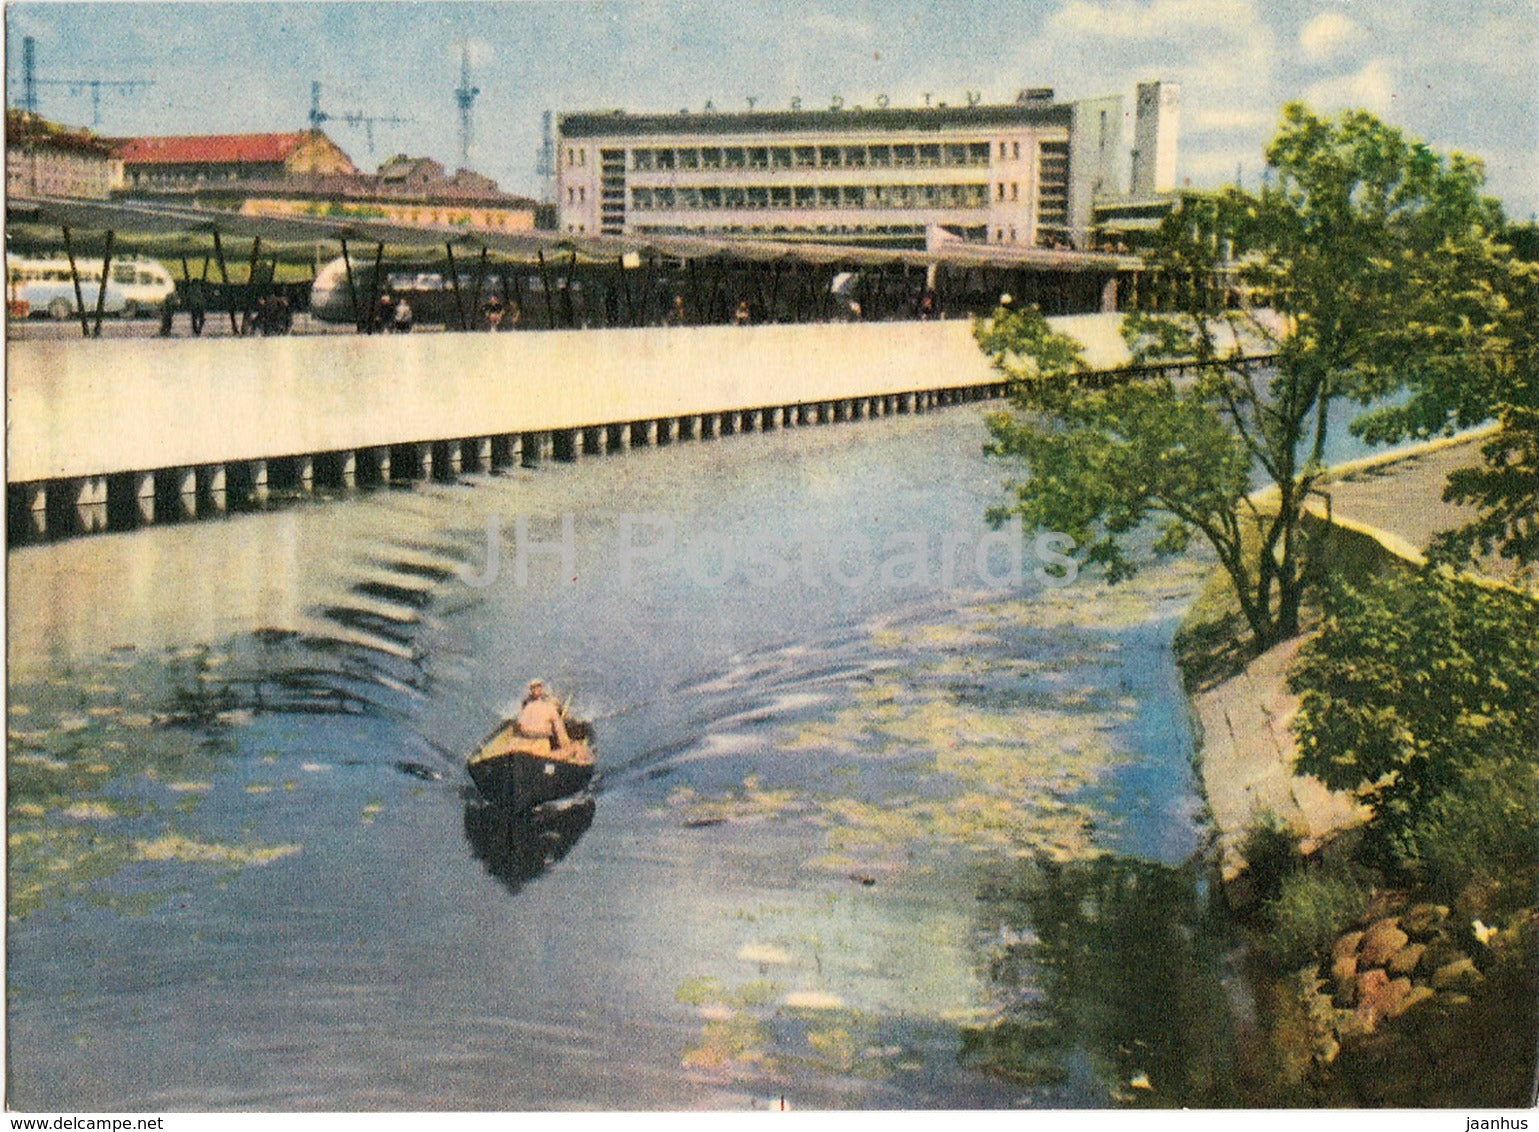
[6,195,1138,273]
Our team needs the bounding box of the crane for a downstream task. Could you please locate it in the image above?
[17,36,152,127]
[308,80,413,155]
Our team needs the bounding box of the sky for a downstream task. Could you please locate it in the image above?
[6,0,1538,219]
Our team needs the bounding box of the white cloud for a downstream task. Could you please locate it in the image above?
[1299,11,1365,63]
[801,12,877,43]
[1186,106,1273,134]
[1304,57,1399,116]
[1050,0,1261,39]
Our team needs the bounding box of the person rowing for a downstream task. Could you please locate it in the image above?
[515,678,571,750]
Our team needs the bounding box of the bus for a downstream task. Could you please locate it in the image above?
[5,255,173,320]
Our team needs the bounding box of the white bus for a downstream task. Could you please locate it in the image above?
[5,254,173,319]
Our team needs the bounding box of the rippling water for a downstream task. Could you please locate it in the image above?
[7,405,1242,1110]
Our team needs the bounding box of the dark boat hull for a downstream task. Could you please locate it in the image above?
[466,720,595,811]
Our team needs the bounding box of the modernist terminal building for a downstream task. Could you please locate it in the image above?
[556,82,1177,251]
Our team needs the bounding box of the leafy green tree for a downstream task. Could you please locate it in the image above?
[1353,242,1538,569]
[980,104,1510,649]
[1288,568,1539,869]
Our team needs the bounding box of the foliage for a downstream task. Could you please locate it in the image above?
[1259,865,1371,970]
[1399,753,1539,901]
[1289,568,1539,867]
[981,305,1253,586]
[1350,221,1539,569]
[1238,811,1304,906]
[980,103,1513,650]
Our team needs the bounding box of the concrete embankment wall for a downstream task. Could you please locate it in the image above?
[5,314,1136,486]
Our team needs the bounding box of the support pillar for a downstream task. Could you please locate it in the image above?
[632,420,656,447]
[490,436,518,469]
[656,418,675,445]
[606,424,630,452]
[197,465,227,514]
[582,427,604,456]
[11,483,46,538]
[699,414,718,440]
[133,471,155,523]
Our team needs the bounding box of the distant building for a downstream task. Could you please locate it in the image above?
[105,133,536,233]
[555,83,1178,250]
[5,110,122,200]
[238,151,537,234]
[113,130,358,189]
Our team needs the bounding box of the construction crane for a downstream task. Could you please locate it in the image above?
[16,35,152,127]
[308,80,414,155]
[454,43,480,172]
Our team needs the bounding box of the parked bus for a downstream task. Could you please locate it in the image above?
[5,254,173,319]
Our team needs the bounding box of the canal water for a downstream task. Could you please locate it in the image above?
[7,404,1243,1110]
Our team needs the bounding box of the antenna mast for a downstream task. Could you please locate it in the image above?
[454,43,480,172]
[536,109,556,202]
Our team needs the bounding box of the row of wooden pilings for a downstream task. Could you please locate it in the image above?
[9,383,1009,542]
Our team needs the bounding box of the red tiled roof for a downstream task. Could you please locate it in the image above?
[115,132,310,166]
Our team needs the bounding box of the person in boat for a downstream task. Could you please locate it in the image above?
[516,678,570,749]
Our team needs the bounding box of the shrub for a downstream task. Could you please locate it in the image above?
[1260,866,1371,971]
[1238,811,1305,906]
[1290,568,1539,871]
[1400,754,1539,902]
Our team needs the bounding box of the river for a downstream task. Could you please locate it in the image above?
[7,403,1247,1110]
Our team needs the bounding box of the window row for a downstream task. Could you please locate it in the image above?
[630,183,995,211]
[630,141,995,173]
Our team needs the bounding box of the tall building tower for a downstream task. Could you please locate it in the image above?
[1130,81,1179,196]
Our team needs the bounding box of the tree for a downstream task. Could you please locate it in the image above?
[1289,568,1539,870]
[1352,233,1538,569]
[979,103,1511,650]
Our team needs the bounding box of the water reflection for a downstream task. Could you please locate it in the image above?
[463,795,597,895]
[964,855,1241,1107]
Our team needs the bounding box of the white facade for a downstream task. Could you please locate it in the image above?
[556,95,1137,250]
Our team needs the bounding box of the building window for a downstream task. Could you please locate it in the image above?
[997,183,1006,201]
[1013,141,1021,160]
[1011,182,1019,201]
[579,186,586,202]
[999,141,1008,160]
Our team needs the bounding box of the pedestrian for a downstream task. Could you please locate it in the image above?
[158,291,177,337]
[733,299,751,325]
[664,293,687,327]
[393,295,414,334]
[483,294,504,331]
[376,292,395,335]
